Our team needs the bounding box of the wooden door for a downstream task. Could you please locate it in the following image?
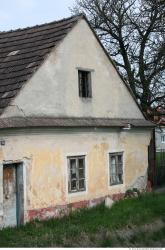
[3,165,17,227]
[3,163,24,227]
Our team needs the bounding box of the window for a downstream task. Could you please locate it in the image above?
[68,155,86,193]
[161,135,165,143]
[78,70,92,98]
[109,152,123,185]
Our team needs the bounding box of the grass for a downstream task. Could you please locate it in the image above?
[0,192,165,247]
[127,226,165,247]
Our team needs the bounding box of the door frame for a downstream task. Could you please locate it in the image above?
[0,160,26,227]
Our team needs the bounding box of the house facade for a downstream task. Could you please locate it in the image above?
[0,14,153,227]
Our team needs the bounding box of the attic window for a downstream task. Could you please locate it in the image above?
[7,50,20,56]
[78,70,92,98]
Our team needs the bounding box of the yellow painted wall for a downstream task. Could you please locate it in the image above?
[0,128,151,211]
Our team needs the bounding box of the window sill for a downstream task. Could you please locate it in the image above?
[109,183,124,189]
[79,97,92,102]
[68,190,87,197]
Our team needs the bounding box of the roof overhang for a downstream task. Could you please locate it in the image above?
[0,117,155,129]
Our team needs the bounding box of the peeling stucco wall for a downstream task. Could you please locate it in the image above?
[0,128,151,223]
[2,19,144,119]
[129,173,148,191]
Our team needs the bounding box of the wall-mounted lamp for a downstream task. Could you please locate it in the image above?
[122,123,132,130]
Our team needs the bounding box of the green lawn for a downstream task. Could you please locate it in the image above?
[0,192,165,247]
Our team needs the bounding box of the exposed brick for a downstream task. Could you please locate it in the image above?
[111,193,125,201]
[69,200,89,210]
[89,196,105,207]
[27,193,125,222]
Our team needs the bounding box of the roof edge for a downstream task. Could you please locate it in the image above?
[0,117,155,130]
[0,13,84,34]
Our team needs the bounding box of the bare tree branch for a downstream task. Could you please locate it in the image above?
[71,0,165,115]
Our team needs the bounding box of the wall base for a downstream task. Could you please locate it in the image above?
[27,193,125,221]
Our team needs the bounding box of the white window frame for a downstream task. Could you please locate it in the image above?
[66,153,88,196]
[108,151,124,187]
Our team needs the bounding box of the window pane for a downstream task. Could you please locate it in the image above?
[87,73,92,97]
[78,158,84,169]
[71,168,76,179]
[118,163,123,174]
[110,153,123,185]
[78,70,92,98]
[118,174,123,183]
[111,156,116,165]
[79,168,85,179]
[70,159,76,169]
[68,156,86,193]
[118,155,122,164]
[115,175,120,184]
[111,175,117,185]
[70,159,76,180]
[111,164,116,174]
[71,180,77,191]
[79,179,85,190]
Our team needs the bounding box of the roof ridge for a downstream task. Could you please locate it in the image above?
[0,13,84,34]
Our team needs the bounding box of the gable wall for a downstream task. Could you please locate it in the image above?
[2,19,144,119]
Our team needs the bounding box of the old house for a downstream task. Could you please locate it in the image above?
[0,14,153,228]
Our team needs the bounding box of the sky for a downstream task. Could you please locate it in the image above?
[0,0,76,31]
